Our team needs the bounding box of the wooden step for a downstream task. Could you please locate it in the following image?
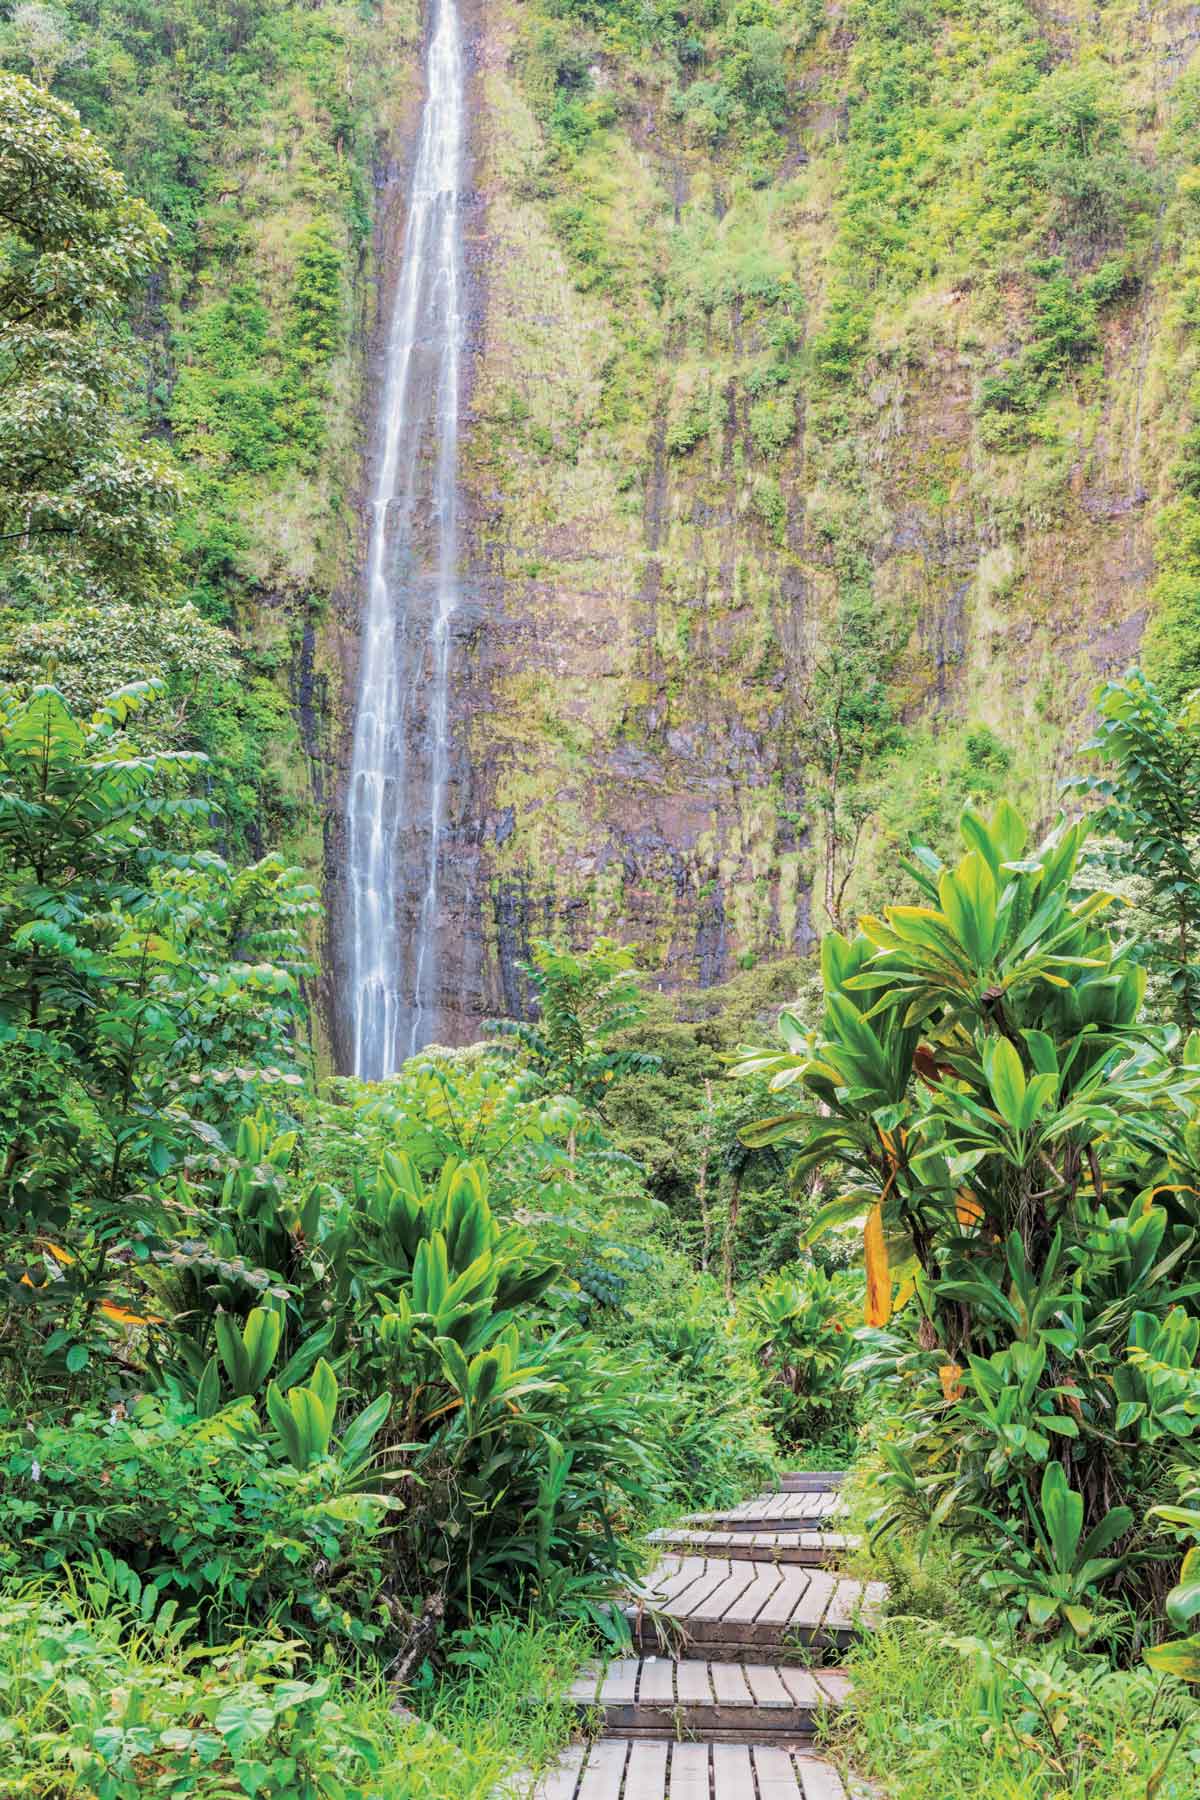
[570,1655,850,1741]
[648,1526,857,1565]
[627,1555,885,1658]
[780,1471,846,1492]
[684,1489,848,1532]
[534,1739,848,1798]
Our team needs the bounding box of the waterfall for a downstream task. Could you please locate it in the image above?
[346,0,465,1081]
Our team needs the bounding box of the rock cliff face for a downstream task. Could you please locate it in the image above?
[332,0,1200,1050]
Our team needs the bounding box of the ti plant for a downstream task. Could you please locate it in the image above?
[265,1358,392,1483]
[974,1462,1133,1640]
[1147,1474,1200,1682]
[737,797,1200,1596]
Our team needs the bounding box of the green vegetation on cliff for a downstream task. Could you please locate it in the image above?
[0,0,417,876]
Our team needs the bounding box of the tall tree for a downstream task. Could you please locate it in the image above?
[0,69,179,610]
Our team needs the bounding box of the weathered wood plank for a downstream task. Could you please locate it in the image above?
[742,1662,796,1707]
[780,1471,845,1491]
[712,1742,755,1798]
[531,1743,586,1800]
[778,1667,833,1707]
[623,1741,669,1800]
[710,1660,754,1704]
[795,1753,849,1799]
[753,1567,816,1630]
[576,1739,628,1798]
[568,1665,602,1704]
[647,1555,732,1613]
[812,1669,853,1705]
[705,1561,778,1624]
[599,1658,641,1704]
[675,1660,712,1703]
[668,1742,709,1800]
[754,1745,806,1797]
[648,1526,857,1565]
[824,1577,886,1634]
[638,1657,673,1704]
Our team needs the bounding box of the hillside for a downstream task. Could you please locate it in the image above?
[6,0,1200,1047]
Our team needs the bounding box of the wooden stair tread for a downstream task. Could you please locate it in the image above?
[569,1655,850,1739]
[627,1556,885,1655]
[533,1740,848,1798]
[684,1490,848,1531]
[780,1471,846,1492]
[648,1526,858,1564]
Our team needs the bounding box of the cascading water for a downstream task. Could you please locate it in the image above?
[346,0,465,1080]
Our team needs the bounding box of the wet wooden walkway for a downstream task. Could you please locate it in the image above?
[532,1471,875,1799]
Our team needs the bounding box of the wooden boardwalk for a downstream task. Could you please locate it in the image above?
[536,1740,848,1799]
[530,1471,873,1799]
[570,1656,851,1739]
[647,1526,857,1565]
[683,1490,848,1532]
[628,1555,882,1657]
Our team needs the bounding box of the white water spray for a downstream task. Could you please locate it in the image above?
[346,0,465,1079]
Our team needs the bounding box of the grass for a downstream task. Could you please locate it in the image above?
[418,1615,590,1799]
[816,1495,1200,1800]
[0,1581,588,1800]
[837,1615,1200,1800]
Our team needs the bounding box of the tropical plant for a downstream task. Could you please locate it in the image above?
[0,70,179,608]
[0,682,317,1368]
[0,1397,394,1646]
[1069,670,1200,1027]
[969,1461,1134,1640]
[743,1262,860,1448]
[486,937,657,1106]
[737,798,1200,1616]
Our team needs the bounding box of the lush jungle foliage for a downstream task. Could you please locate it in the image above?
[7,8,1200,1798]
[737,674,1200,1793]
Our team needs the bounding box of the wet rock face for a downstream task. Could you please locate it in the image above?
[332,0,1172,1055]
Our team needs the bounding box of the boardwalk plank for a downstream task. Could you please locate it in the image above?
[624,1741,669,1799]
[638,1657,674,1704]
[649,1527,856,1565]
[813,1669,853,1705]
[532,1744,586,1800]
[643,1555,706,1606]
[753,1567,816,1629]
[668,1743,709,1800]
[609,1659,644,1703]
[743,1663,796,1707]
[682,1561,761,1624]
[648,1556,732,1613]
[712,1742,754,1797]
[577,1739,628,1798]
[754,1745,805,1797]
[781,1667,832,1706]
[824,1577,885,1634]
[796,1754,848,1799]
[675,1660,712,1703]
[710,1660,754,1703]
[568,1665,602,1704]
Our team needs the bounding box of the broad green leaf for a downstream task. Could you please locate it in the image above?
[986,1037,1027,1131]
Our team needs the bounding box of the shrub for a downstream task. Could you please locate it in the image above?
[0,1588,473,1800]
[743,1263,861,1452]
[0,1398,392,1648]
[739,798,1200,1641]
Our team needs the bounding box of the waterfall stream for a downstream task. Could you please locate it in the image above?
[346,0,465,1080]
